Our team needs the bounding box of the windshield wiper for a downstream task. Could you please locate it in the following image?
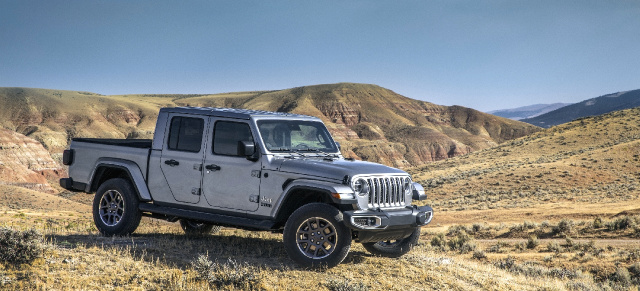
[295,148,319,152]
[270,147,292,152]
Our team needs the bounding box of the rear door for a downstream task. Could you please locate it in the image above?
[160,114,208,204]
[201,118,261,211]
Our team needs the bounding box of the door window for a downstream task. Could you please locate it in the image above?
[213,121,254,156]
[167,116,204,152]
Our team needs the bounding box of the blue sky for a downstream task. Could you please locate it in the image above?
[1,1,639,111]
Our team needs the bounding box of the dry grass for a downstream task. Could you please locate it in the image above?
[2,207,638,290]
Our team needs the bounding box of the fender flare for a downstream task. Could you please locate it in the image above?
[270,179,356,218]
[88,158,152,201]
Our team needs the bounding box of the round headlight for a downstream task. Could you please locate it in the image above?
[403,178,412,195]
[353,178,370,196]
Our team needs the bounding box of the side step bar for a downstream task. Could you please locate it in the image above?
[138,203,275,231]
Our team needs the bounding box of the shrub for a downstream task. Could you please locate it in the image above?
[526,235,539,249]
[607,216,636,231]
[610,267,631,287]
[592,217,603,229]
[628,262,640,285]
[447,225,470,236]
[448,231,475,253]
[325,278,369,291]
[430,233,447,251]
[552,219,574,237]
[471,224,484,234]
[191,255,261,289]
[0,228,45,265]
[487,241,510,253]
[472,250,487,260]
[546,242,563,253]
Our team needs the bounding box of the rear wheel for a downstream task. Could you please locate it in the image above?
[362,227,420,258]
[93,178,141,236]
[283,203,352,269]
[179,219,221,235]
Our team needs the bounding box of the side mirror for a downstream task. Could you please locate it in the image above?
[237,141,258,161]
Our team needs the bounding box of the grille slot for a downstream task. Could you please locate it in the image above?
[366,177,406,208]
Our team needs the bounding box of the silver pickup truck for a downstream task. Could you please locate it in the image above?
[60,107,433,268]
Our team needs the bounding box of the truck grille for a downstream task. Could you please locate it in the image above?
[366,177,407,208]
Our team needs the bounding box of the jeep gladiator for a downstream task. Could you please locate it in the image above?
[61,107,433,268]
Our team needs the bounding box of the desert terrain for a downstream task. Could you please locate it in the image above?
[0,86,639,290]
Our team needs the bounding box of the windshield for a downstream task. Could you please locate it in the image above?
[257,120,338,153]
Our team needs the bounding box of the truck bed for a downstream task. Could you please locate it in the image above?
[66,139,153,191]
[72,138,152,148]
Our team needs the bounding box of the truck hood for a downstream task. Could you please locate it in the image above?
[277,157,407,181]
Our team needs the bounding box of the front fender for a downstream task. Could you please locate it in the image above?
[270,179,356,217]
[89,158,152,201]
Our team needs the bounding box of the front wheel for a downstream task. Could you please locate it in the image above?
[179,219,221,235]
[93,178,141,236]
[362,227,420,258]
[283,203,352,269]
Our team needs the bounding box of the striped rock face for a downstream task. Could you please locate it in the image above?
[0,128,66,193]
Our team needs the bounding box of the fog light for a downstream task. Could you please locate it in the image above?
[352,216,381,228]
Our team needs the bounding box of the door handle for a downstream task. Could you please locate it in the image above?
[164,159,180,166]
[205,164,221,171]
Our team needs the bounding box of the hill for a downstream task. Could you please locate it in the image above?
[410,106,640,215]
[521,89,640,128]
[488,103,571,120]
[0,84,539,168]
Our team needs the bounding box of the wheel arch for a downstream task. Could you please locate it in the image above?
[272,180,356,229]
[89,159,152,201]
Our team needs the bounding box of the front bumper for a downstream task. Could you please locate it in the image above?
[343,205,433,243]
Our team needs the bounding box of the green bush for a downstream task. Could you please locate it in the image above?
[0,228,45,265]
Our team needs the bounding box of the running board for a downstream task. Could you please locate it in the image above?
[138,203,274,231]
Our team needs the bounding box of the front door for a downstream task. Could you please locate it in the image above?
[160,114,208,204]
[201,119,261,211]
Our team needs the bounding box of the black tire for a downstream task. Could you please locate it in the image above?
[179,219,221,235]
[93,178,142,236]
[283,203,352,269]
[362,227,420,258]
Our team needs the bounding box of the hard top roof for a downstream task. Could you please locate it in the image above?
[160,107,319,120]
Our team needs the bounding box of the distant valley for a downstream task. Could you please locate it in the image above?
[488,103,571,120]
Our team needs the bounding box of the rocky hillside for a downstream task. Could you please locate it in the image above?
[0,128,66,193]
[522,89,640,127]
[410,106,640,212]
[0,84,538,169]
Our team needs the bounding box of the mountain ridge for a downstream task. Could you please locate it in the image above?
[488,103,572,120]
[521,89,640,127]
[0,83,539,169]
